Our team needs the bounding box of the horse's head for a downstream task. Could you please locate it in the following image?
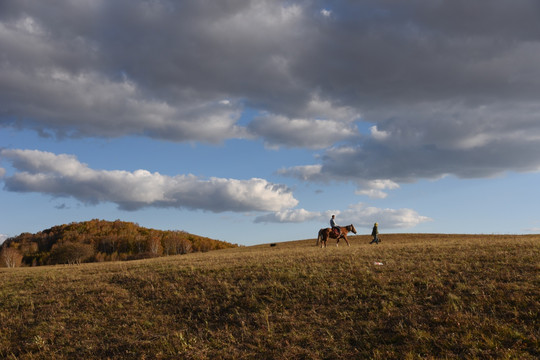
[349,224,357,234]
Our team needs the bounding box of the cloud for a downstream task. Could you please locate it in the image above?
[320,9,332,17]
[0,67,245,142]
[248,95,359,149]
[0,149,298,212]
[320,111,540,182]
[355,180,400,199]
[277,166,400,198]
[255,203,431,229]
[339,203,432,229]
[281,102,540,183]
[254,208,321,223]
[1,1,540,178]
[277,165,327,182]
[249,115,357,149]
[0,1,291,143]
[369,126,389,141]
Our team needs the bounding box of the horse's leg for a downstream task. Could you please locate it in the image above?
[344,235,350,247]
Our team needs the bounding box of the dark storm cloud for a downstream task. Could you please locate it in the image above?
[1,0,540,182]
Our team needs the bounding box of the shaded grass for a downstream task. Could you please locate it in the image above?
[1,234,539,359]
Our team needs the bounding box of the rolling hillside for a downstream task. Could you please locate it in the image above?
[0,219,236,266]
[1,234,538,359]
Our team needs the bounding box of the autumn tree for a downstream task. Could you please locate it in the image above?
[147,236,163,256]
[162,233,193,255]
[0,247,23,268]
[177,238,193,254]
[49,242,95,265]
[162,234,176,256]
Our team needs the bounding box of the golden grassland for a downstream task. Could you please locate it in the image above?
[1,234,539,359]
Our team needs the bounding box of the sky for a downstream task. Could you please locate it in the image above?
[2,0,540,246]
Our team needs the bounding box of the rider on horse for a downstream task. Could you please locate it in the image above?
[330,215,341,237]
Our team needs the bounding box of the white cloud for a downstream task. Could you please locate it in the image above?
[255,208,321,223]
[355,179,400,199]
[338,203,432,229]
[255,202,431,229]
[0,149,298,212]
[355,189,388,199]
[320,9,332,17]
[370,125,389,141]
[0,234,8,244]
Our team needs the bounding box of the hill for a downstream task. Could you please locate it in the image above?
[0,233,538,359]
[0,219,236,266]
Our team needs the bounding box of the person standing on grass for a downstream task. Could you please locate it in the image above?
[370,222,380,244]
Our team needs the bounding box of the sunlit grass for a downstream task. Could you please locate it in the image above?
[1,234,539,359]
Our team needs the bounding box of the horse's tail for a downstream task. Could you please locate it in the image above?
[316,229,322,246]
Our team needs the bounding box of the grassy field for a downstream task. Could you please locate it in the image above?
[1,234,538,359]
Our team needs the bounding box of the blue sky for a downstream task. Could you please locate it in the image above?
[2,0,540,246]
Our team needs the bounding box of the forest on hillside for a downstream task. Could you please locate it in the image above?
[0,219,236,267]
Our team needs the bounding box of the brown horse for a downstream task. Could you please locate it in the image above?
[317,224,357,248]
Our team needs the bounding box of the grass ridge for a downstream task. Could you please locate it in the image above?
[1,234,539,359]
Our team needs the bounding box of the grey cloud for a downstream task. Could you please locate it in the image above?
[320,101,540,182]
[277,165,328,182]
[248,114,358,149]
[1,0,540,178]
[0,67,244,142]
[277,165,402,198]
[248,95,360,149]
[0,149,298,212]
[0,0,305,142]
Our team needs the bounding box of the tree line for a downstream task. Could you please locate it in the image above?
[0,219,237,267]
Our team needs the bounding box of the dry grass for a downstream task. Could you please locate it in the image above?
[1,234,539,359]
